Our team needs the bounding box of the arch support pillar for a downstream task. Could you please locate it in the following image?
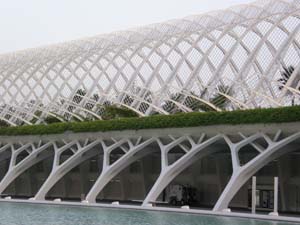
[0,142,53,195]
[213,132,300,212]
[85,137,155,203]
[34,140,101,201]
[142,134,222,206]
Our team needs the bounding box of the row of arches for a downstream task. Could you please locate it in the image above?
[0,129,299,213]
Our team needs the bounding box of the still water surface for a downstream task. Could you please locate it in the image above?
[0,202,297,225]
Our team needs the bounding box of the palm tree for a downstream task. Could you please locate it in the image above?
[183,92,205,111]
[162,92,185,114]
[278,66,299,106]
[278,66,295,90]
[163,85,231,113]
[67,88,87,120]
[210,85,232,110]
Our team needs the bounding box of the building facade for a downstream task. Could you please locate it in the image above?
[0,0,299,125]
[0,0,299,216]
[0,122,299,213]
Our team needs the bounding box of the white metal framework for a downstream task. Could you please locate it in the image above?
[0,0,300,126]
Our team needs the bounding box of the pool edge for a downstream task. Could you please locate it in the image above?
[0,199,299,224]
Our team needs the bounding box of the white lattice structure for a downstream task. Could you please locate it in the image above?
[0,0,299,126]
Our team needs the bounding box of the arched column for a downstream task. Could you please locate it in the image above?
[34,140,101,201]
[85,137,155,203]
[213,131,300,211]
[142,134,222,206]
[0,142,53,194]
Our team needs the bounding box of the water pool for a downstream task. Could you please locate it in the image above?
[0,202,296,225]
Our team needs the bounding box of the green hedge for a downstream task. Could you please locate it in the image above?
[0,106,300,136]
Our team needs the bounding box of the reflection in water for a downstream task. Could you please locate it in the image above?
[0,202,295,225]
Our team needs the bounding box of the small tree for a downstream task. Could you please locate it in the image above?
[101,105,138,120]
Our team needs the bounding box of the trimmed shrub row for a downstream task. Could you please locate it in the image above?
[0,106,300,136]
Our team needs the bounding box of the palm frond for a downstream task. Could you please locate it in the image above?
[209,85,231,110]
[278,66,295,90]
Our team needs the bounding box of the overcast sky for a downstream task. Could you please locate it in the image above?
[0,0,253,53]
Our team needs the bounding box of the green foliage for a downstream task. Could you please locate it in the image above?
[30,110,43,124]
[277,65,299,106]
[0,120,9,127]
[278,66,295,90]
[163,93,185,114]
[44,115,62,124]
[162,85,231,113]
[101,105,139,120]
[210,85,232,110]
[0,106,299,136]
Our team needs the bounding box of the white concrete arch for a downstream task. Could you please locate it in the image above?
[34,139,101,200]
[142,134,224,206]
[0,142,53,194]
[85,137,156,203]
[213,131,300,211]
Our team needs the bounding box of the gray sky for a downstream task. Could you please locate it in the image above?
[0,0,253,54]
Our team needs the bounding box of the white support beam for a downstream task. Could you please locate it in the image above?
[213,132,300,211]
[0,142,53,194]
[34,140,101,201]
[269,177,279,216]
[142,135,222,206]
[252,176,256,214]
[85,138,155,203]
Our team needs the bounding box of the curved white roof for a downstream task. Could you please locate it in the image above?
[0,0,299,125]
